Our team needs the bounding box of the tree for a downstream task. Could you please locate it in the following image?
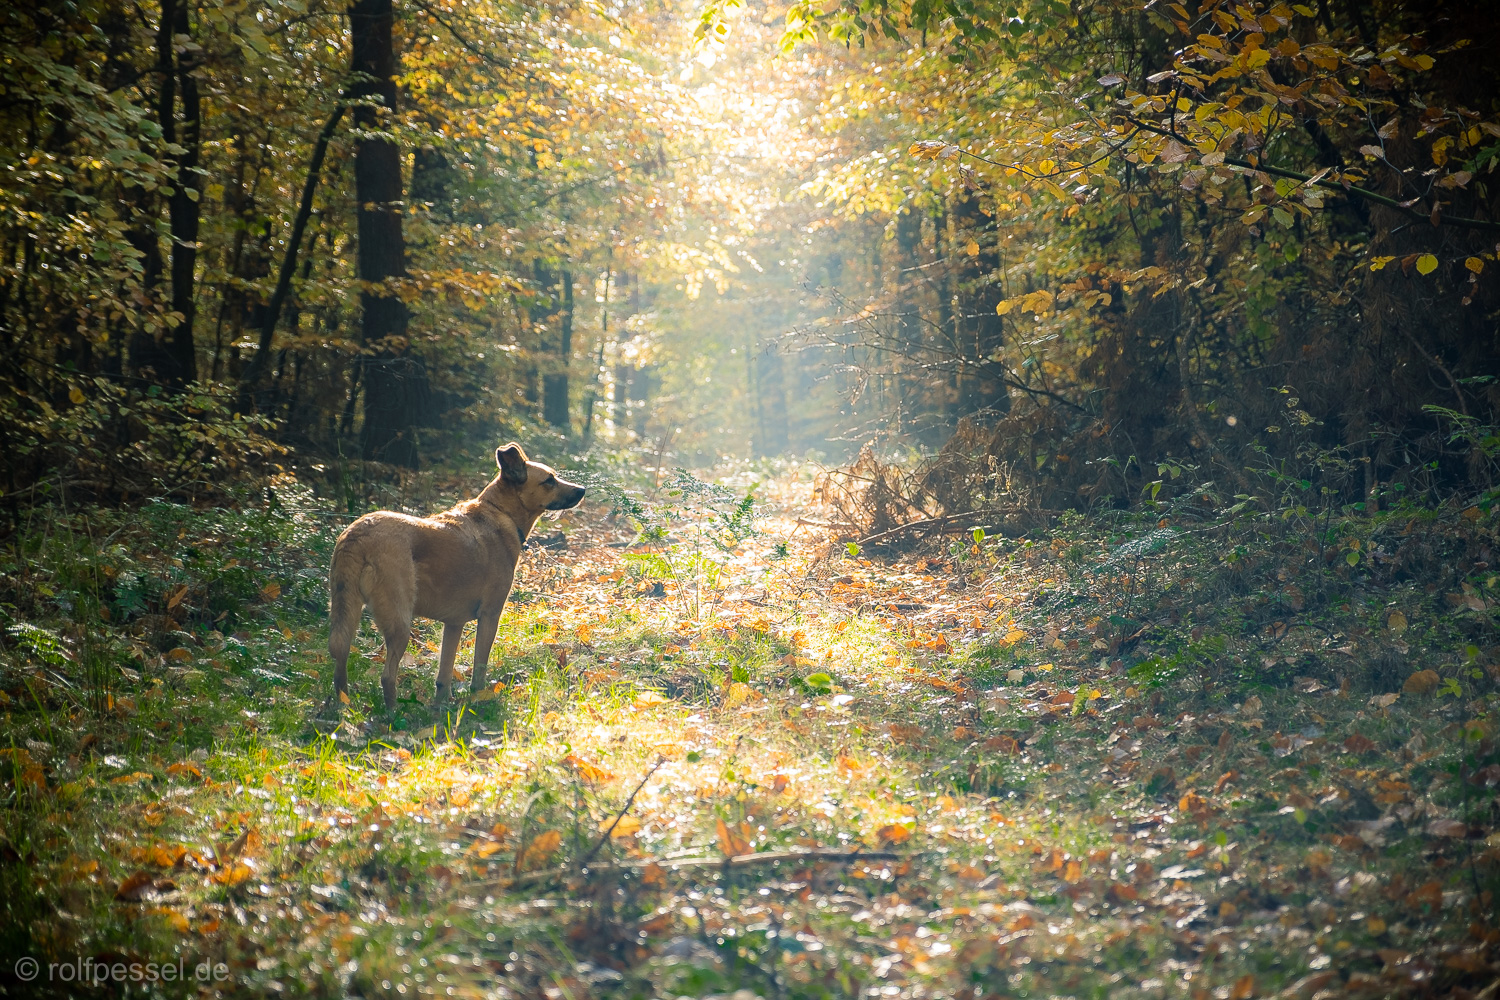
[351,0,426,467]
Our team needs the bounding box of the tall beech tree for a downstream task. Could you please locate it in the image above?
[350,0,425,467]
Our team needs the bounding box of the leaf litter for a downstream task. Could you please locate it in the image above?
[0,473,1496,998]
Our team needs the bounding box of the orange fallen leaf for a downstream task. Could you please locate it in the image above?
[984,735,1020,754]
[1179,790,1208,815]
[716,818,752,857]
[209,863,251,887]
[1230,973,1255,999]
[564,755,615,784]
[519,830,562,870]
[875,823,911,846]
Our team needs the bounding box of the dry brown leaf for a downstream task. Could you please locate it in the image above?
[1343,733,1377,754]
[1403,669,1440,694]
[1424,818,1466,838]
[114,871,155,901]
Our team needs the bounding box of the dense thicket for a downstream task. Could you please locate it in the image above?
[0,0,719,499]
[722,0,1500,508]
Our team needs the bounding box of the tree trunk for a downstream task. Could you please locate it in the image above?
[163,0,200,384]
[351,0,423,467]
[542,269,572,430]
[239,103,344,410]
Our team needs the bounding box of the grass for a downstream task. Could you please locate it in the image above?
[0,468,1497,998]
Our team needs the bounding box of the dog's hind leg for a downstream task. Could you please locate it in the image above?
[434,621,463,704]
[469,612,500,696]
[327,561,365,711]
[376,622,409,713]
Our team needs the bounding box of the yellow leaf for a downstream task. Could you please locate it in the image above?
[1465,256,1484,274]
[1000,628,1026,646]
[68,387,86,404]
[472,840,503,858]
[146,906,190,932]
[1415,254,1439,276]
[1368,255,1395,271]
[723,682,752,709]
[964,239,980,257]
[634,689,668,709]
[260,581,281,602]
[603,815,642,838]
[1063,859,1083,882]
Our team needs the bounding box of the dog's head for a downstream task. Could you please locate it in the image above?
[495,443,586,512]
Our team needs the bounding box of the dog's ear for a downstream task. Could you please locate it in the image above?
[495,442,529,485]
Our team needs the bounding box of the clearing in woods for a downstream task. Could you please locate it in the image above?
[1,469,1496,999]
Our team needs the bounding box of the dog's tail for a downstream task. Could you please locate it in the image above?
[327,541,366,662]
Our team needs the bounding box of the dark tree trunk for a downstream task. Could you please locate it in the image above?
[240,103,344,410]
[163,0,200,384]
[351,0,423,467]
[542,270,573,430]
[128,0,183,384]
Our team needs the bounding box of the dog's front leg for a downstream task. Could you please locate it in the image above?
[469,613,500,695]
[433,621,463,704]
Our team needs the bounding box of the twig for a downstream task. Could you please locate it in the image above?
[576,756,665,870]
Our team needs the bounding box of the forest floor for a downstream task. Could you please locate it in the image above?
[1,467,1498,1000]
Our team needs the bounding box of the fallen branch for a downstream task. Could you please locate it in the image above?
[508,847,904,888]
[857,508,1055,547]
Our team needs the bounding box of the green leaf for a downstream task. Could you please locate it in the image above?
[846,542,861,557]
[1345,549,1360,566]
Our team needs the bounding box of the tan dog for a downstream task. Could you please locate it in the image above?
[327,443,586,711]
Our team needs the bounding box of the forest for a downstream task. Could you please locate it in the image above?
[1,0,1498,996]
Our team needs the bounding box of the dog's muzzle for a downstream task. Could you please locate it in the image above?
[547,485,587,510]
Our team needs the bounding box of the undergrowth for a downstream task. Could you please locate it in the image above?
[0,461,1497,999]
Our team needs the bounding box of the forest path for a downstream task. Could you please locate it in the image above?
[4,473,1490,999]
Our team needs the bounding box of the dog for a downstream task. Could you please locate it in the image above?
[327,443,586,711]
